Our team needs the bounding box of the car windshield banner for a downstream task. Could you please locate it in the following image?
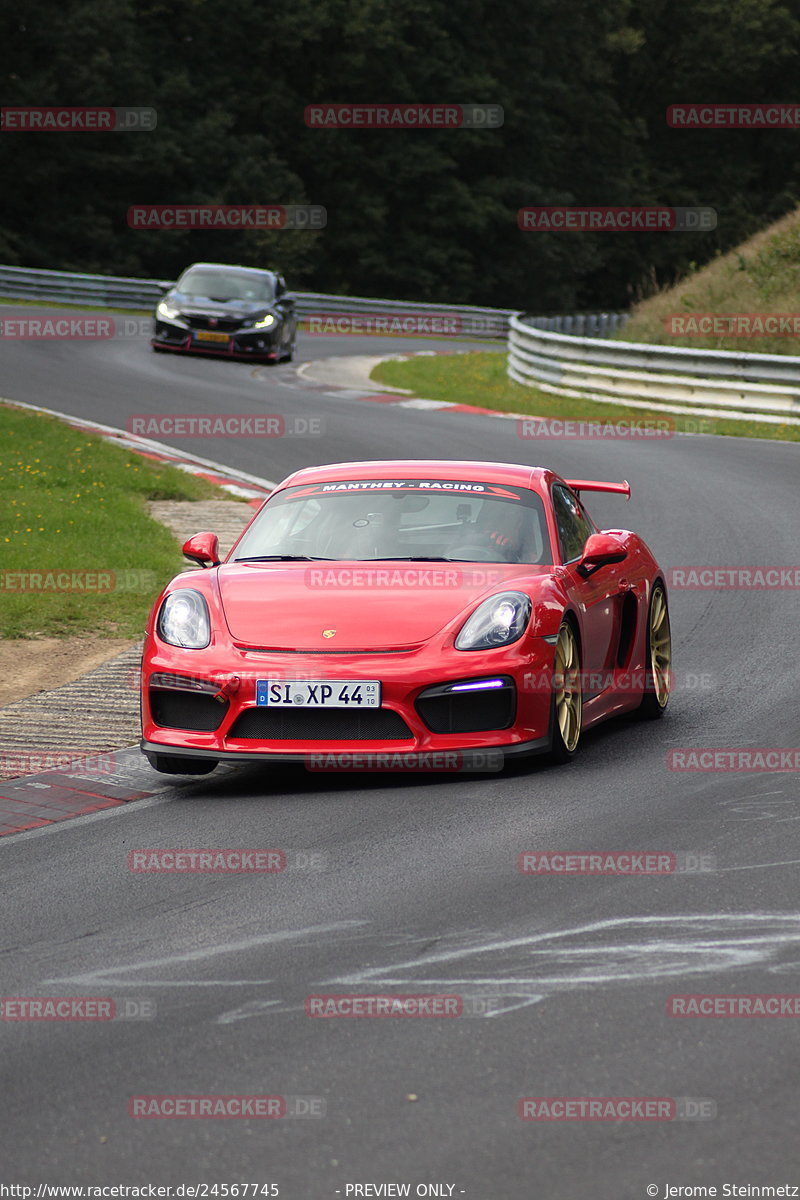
[283,480,529,501]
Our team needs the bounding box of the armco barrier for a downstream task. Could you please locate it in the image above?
[3,264,796,420]
[0,265,167,309]
[0,264,512,338]
[0,264,630,343]
[508,313,800,421]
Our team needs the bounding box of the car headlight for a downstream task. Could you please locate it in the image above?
[156,299,181,320]
[157,590,211,649]
[251,313,276,329]
[455,591,532,651]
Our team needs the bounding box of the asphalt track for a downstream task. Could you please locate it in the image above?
[1,307,799,1197]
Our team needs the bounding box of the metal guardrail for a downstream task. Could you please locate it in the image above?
[295,293,512,337]
[0,264,512,338]
[508,313,800,420]
[0,265,167,309]
[9,264,794,420]
[521,312,628,338]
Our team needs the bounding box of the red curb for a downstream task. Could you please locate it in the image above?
[0,791,122,813]
[442,403,508,416]
[0,750,160,838]
[0,798,82,815]
[134,449,183,466]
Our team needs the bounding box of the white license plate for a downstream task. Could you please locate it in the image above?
[256,679,381,708]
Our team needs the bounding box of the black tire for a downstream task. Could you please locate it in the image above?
[281,332,296,362]
[544,618,582,764]
[145,753,218,775]
[638,583,672,720]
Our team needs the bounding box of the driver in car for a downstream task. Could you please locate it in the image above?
[448,502,527,562]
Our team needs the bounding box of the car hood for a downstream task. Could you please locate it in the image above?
[169,292,271,319]
[216,561,552,651]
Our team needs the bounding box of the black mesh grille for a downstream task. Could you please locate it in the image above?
[187,316,243,332]
[229,707,413,741]
[416,680,516,733]
[150,689,228,732]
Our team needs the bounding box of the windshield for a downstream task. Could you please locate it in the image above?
[177,269,275,302]
[231,479,552,564]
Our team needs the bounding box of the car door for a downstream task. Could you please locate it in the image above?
[551,484,625,699]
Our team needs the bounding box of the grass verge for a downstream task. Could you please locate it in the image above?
[619,205,800,354]
[371,351,800,443]
[0,401,225,639]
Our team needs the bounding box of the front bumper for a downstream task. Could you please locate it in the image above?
[140,640,556,765]
[152,319,282,360]
[140,736,550,767]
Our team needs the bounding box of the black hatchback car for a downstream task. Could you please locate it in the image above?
[152,262,297,362]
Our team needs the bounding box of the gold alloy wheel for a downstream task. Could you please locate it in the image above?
[554,621,582,752]
[649,586,672,707]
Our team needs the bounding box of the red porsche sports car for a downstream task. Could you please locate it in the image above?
[139,460,671,775]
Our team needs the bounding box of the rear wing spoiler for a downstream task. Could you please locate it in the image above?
[565,479,631,500]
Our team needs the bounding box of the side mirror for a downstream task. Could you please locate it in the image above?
[182,531,220,568]
[157,280,176,295]
[577,532,627,577]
